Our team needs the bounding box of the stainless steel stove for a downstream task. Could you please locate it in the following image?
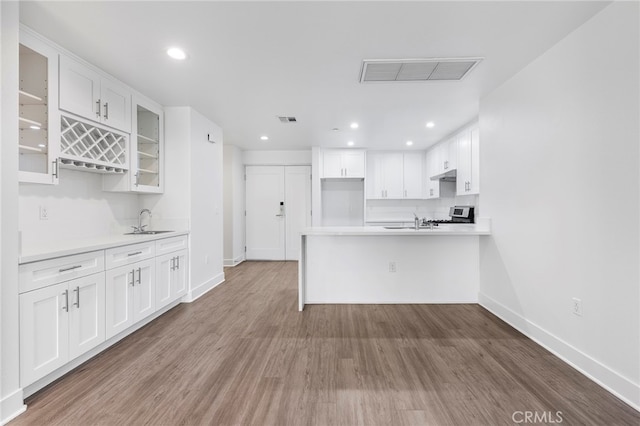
[426,206,475,224]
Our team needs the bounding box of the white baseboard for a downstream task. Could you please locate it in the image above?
[479,292,640,412]
[223,255,245,267]
[1,387,26,425]
[185,272,225,302]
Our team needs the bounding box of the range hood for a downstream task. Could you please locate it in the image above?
[430,169,457,182]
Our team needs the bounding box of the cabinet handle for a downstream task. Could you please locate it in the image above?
[404,190,407,198]
[134,172,139,187]
[136,267,142,284]
[52,158,59,179]
[96,99,101,118]
[170,257,175,271]
[176,256,180,270]
[127,251,143,257]
[103,102,109,120]
[130,270,135,286]
[59,265,82,273]
[74,286,80,308]
[62,289,69,312]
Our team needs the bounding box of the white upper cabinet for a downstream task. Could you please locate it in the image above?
[103,95,164,193]
[425,149,440,199]
[428,137,458,178]
[18,28,60,185]
[322,149,365,178]
[366,151,423,199]
[367,152,402,199]
[59,55,131,133]
[402,152,424,199]
[456,126,480,195]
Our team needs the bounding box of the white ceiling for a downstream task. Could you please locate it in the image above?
[19,1,609,151]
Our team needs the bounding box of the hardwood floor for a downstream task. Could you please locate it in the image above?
[13,261,639,425]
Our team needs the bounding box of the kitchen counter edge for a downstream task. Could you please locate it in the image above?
[301,225,491,236]
[19,230,190,264]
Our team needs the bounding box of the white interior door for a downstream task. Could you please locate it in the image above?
[285,166,311,261]
[246,166,286,260]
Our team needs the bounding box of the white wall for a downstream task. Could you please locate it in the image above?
[223,144,245,266]
[142,106,224,300]
[479,2,639,408]
[1,2,27,422]
[140,107,191,231]
[19,170,140,249]
[243,149,311,166]
[189,109,224,293]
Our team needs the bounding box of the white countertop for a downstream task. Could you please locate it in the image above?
[20,230,189,264]
[301,223,490,236]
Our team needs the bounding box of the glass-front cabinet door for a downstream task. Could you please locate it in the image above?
[132,97,163,193]
[18,27,60,185]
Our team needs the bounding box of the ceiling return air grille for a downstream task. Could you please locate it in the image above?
[360,58,482,83]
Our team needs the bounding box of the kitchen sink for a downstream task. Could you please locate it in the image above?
[124,230,174,235]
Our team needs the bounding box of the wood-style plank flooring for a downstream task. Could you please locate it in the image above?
[13,261,640,425]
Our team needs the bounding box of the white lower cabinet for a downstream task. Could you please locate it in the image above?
[20,272,105,386]
[105,258,155,340]
[156,250,188,310]
[19,234,189,389]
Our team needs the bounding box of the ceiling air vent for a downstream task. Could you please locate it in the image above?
[360,58,482,83]
[277,116,297,123]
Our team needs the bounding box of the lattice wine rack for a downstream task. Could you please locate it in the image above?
[59,115,128,173]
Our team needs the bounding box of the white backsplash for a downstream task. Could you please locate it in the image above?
[365,181,479,223]
[19,169,141,251]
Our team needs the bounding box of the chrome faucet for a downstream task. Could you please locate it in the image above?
[414,213,420,230]
[132,209,152,233]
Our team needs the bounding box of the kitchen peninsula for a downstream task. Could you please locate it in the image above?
[298,222,490,310]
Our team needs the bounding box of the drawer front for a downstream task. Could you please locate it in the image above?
[105,242,155,270]
[155,235,188,256]
[19,251,105,294]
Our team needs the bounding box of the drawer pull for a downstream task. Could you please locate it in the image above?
[136,267,142,284]
[74,286,80,308]
[62,289,69,312]
[127,251,143,257]
[59,265,82,273]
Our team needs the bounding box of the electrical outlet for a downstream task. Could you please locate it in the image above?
[389,261,396,273]
[39,206,49,220]
[572,297,582,316]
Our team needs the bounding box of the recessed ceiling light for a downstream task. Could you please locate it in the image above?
[426,122,435,128]
[347,141,355,146]
[167,47,187,60]
[350,122,359,129]
[260,135,269,141]
[37,144,46,148]
[406,140,414,146]
[29,125,40,130]
[331,128,340,132]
